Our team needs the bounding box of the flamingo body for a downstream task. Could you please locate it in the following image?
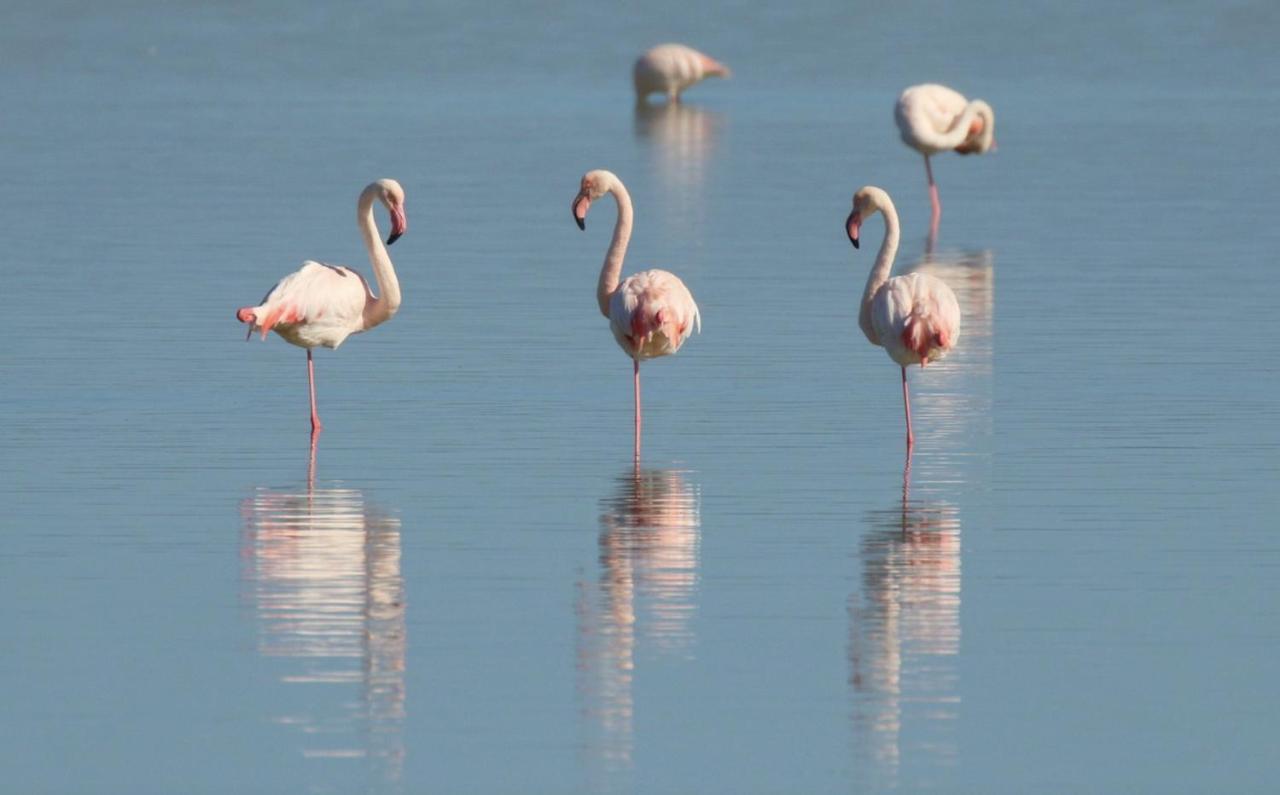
[846,186,960,449]
[609,269,701,361]
[235,179,408,434]
[894,84,995,235]
[573,169,700,459]
[238,261,371,349]
[894,84,993,156]
[634,44,730,102]
[870,271,961,368]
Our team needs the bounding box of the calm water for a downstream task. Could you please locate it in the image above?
[3,1,1279,792]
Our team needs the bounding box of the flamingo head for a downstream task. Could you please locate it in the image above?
[954,101,996,155]
[572,169,618,230]
[846,186,892,249]
[698,53,732,79]
[373,178,408,245]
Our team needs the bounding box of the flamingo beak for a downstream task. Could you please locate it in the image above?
[846,210,861,249]
[573,194,590,230]
[700,55,731,79]
[386,204,407,245]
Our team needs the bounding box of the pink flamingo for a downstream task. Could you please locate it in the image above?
[894,84,996,238]
[846,186,960,449]
[573,169,701,459]
[236,179,407,435]
[634,44,730,103]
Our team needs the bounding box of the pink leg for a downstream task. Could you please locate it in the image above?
[924,155,941,233]
[901,366,915,450]
[633,359,642,461]
[307,349,323,433]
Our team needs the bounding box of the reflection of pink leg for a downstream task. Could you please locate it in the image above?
[307,430,318,490]
[901,446,912,531]
[901,366,915,450]
[307,349,323,433]
[633,359,642,461]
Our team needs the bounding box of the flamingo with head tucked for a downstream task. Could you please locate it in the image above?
[634,44,730,103]
[236,179,407,435]
[846,186,960,450]
[895,84,996,237]
[573,169,701,460]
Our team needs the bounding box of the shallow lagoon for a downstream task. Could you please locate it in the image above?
[2,1,1278,792]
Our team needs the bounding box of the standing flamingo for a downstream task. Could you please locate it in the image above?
[633,44,730,103]
[572,169,701,459]
[236,179,407,435]
[846,186,960,449]
[894,84,996,238]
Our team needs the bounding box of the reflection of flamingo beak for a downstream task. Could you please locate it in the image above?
[573,194,590,230]
[386,205,407,245]
[846,210,861,248]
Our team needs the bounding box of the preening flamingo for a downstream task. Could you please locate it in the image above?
[236,179,407,434]
[634,44,730,103]
[572,169,701,459]
[846,186,960,449]
[894,84,996,236]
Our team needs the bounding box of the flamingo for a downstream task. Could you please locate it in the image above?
[236,179,407,435]
[894,84,996,238]
[633,44,730,103]
[846,186,960,450]
[572,169,701,459]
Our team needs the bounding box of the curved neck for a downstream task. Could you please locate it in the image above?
[927,102,987,150]
[358,191,400,330]
[858,199,900,344]
[597,180,634,317]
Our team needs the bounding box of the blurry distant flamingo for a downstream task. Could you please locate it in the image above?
[634,44,730,103]
[846,186,960,449]
[573,169,701,459]
[895,84,996,239]
[236,179,407,435]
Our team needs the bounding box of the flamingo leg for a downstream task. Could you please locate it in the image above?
[901,366,915,450]
[307,349,323,434]
[924,155,941,235]
[633,359,642,461]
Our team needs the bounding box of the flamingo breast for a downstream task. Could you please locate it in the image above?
[871,273,961,367]
[608,269,701,361]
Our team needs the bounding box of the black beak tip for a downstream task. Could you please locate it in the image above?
[850,237,860,249]
[575,217,585,231]
[386,232,402,246]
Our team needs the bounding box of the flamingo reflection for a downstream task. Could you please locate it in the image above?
[576,468,701,781]
[846,248,990,783]
[240,467,406,787]
[634,102,721,227]
[849,458,961,786]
